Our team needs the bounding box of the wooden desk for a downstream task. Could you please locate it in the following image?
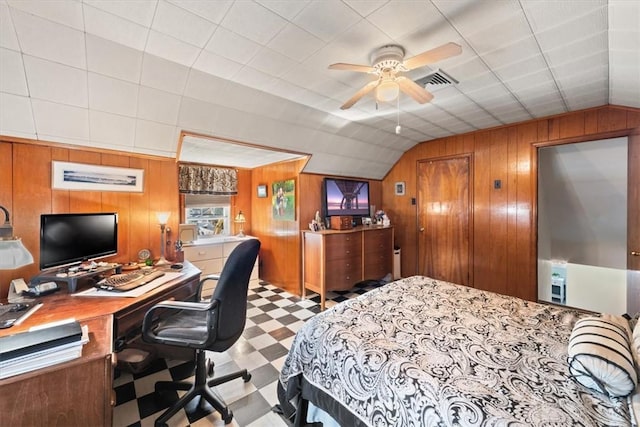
[0,263,201,426]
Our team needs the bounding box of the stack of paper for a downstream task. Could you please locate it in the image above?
[0,319,89,379]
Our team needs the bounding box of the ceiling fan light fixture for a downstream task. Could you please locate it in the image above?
[376,80,399,103]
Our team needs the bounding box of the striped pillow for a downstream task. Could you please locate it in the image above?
[568,315,637,397]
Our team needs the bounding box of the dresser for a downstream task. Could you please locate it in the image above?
[302,226,393,309]
[182,236,259,298]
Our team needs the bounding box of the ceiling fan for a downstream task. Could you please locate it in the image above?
[329,42,462,110]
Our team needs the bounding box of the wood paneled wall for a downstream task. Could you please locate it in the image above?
[383,105,640,301]
[250,159,308,294]
[0,139,181,298]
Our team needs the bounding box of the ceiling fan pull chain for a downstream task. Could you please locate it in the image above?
[395,96,401,135]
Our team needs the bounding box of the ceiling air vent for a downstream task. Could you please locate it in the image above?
[414,69,459,87]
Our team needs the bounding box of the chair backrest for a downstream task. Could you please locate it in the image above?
[209,238,260,351]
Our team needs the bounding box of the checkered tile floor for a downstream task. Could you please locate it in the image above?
[112,279,384,427]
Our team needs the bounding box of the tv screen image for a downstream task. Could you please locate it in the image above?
[40,213,118,270]
[324,178,370,217]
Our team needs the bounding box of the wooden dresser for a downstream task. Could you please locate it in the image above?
[302,226,394,309]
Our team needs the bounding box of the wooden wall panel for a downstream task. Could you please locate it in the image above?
[384,105,640,301]
[251,159,307,294]
[12,145,51,288]
[0,139,180,298]
[128,157,151,263]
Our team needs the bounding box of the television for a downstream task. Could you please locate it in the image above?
[323,178,371,217]
[40,212,118,270]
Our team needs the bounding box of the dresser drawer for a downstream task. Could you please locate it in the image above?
[183,244,223,262]
[326,256,362,291]
[325,234,361,260]
[364,228,392,249]
[364,255,391,279]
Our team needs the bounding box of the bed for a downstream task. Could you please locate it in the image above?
[278,276,633,426]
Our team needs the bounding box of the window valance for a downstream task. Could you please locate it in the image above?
[178,164,237,195]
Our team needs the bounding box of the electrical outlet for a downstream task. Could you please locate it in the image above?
[494,180,502,189]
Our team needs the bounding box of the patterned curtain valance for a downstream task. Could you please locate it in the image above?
[178,164,237,195]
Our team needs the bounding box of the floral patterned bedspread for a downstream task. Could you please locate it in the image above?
[279,276,630,426]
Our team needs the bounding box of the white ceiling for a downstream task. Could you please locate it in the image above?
[0,0,638,179]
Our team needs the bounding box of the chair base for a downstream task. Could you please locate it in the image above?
[153,350,251,426]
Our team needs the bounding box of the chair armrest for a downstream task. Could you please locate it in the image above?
[195,274,221,300]
[151,300,214,311]
[142,299,219,346]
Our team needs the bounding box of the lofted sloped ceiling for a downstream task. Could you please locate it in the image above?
[0,0,638,179]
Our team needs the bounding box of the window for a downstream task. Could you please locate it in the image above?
[184,194,230,237]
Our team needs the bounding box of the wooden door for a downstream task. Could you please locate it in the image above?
[417,156,471,286]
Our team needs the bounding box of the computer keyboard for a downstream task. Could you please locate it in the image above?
[97,270,165,292]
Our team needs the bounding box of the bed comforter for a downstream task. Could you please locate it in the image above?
[278,276,631,426]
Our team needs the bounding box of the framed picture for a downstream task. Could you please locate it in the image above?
[52,161,144,192]
[178,224,197,242]
[395,181,405,196]
[257,184,268,198]
[272,179,295,221]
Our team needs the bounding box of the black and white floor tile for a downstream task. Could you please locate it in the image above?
[112,280,384,427]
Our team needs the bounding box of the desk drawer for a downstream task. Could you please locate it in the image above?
[191,259,223,277]
[183,244,223,262]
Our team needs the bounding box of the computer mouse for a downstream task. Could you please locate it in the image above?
[0,319,15,329]
[170,263,183,270]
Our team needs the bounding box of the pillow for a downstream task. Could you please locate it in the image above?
[568,315,637,397]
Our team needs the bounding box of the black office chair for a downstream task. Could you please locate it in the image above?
[142,239,261,426]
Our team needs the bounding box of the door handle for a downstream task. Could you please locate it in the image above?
[632,251,640,256]
[419,227,425,232]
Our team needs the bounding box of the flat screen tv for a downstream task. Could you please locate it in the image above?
[40,212,118,270]
[323,178,370,217]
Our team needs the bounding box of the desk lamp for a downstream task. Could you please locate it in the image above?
[156,211,171,266]
[234,211,246,237]
[0,205,34,270]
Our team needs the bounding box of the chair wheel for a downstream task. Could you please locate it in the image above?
[243,372,251,382]
[207,360,214,377]
[223,410,234,424]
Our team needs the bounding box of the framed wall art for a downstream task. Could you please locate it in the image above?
[395,181,406,196]
[272,179,295,221]
[52,161,144,192]
[257,184,268,198]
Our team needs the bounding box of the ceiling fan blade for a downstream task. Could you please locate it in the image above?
[341,80,379,109]
[396,77,434,104]
[329,63,375,73]
[402,42,462,71]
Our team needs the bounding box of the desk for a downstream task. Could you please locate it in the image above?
[0,262,200,426]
